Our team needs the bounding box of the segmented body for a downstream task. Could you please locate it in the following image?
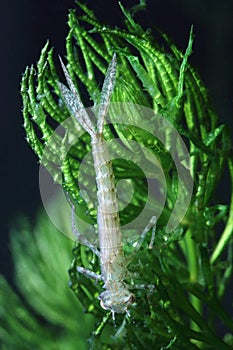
[92,133,135,314]
[92,135,121,276]
[59,54,136,315]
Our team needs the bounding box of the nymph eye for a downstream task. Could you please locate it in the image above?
[128,294,136,304]
[100,299,110,310]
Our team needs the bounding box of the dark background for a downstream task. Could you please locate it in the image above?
[1,0,232,280]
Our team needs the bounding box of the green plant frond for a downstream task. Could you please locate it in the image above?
[17,1,233,349]
[20,0,232,271]
[0,203,96,349]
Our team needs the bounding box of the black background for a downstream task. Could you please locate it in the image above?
[1,0,232,281]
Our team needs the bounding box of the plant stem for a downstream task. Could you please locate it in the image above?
[182,229,202,331]
[210,156,233,264]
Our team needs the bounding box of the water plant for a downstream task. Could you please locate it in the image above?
[1,1,232,349]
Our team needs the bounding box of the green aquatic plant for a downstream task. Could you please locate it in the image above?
[1,1,233,349]
[0,200,95,350]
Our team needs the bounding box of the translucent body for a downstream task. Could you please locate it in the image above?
[58,54,155,316]
[92,133,135,313]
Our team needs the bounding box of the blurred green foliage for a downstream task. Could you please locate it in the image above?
[0,198,95,349]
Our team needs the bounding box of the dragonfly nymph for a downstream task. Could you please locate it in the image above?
[58,54,156,318]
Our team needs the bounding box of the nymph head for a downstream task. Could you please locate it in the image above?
[98,288,135,317]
